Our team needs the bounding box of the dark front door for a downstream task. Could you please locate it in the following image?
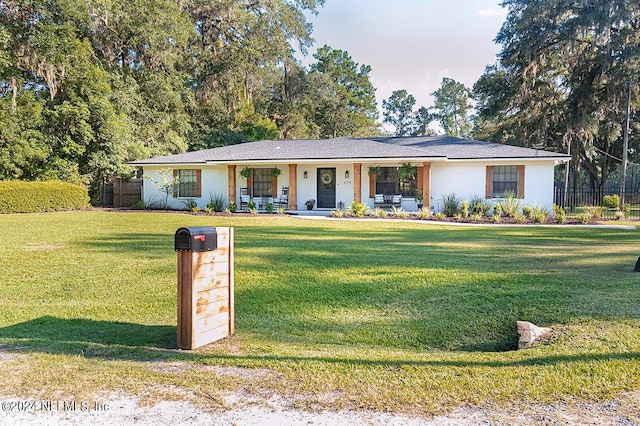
[317,168,336,209]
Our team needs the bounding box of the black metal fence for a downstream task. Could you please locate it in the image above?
[554,186,640,219]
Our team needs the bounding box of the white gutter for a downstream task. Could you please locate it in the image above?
[130,155,570,167]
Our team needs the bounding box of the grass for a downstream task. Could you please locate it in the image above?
[0,211,639,415]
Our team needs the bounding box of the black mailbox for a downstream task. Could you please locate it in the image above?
[175,227,217,252]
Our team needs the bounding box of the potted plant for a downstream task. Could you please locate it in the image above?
[305,199,315,210]
[270,168,282,178]
[414,189,423,209]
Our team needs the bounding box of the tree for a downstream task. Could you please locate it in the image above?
[411,106,435,137]
[144,168,179,209]
[382,89,434,137]
[309,45,379,138]
[474,0,640,195]
[431,78,472,138]
[383,90,416,136]
[186,0,323,147]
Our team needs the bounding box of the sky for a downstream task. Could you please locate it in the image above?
[300,0,508,122]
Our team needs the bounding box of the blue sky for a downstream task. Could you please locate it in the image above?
[300,0,508,119]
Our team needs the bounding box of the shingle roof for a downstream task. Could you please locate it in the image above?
[129,135,569,165]
[371,136,568,160]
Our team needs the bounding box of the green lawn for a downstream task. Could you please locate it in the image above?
[0,211,639,415]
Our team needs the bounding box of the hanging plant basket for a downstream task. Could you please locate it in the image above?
[270,168,282,178]
[398,163,417,180]
[240,167,252,178]
[368,166,382,176]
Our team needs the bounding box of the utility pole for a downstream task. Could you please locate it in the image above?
[620,81,631,209]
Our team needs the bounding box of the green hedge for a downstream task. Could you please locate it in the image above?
[0,181,90,213]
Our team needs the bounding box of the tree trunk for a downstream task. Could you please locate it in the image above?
[10,76,17,115]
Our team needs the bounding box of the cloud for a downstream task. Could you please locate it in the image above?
[478,7,507,18]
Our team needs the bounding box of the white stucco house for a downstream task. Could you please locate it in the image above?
[128,135,570,212]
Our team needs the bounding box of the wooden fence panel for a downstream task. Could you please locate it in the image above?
[100,178,142,207]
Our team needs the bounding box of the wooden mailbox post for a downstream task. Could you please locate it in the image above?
[175,226,234,350]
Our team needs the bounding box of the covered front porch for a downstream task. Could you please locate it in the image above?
[226,161,433,213]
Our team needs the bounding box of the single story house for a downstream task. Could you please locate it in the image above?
[128,135,570,212]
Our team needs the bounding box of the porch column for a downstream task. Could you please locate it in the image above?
[353,163,362,203]
[228,165,236,205]
[288,164,298,210]
[422,162,431,211]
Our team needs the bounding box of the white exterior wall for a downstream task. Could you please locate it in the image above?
[295,163,353,210]
[430,160,557,212]
[142,166,229,210]
[522,162,556,207]
[141,159,559,212]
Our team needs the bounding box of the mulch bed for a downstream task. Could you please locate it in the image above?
[94,207,638,226]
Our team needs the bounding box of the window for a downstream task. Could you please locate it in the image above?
[375,167,417,197]
[176,169,200,197]
[252,168,272,197]
[487,165,524,198]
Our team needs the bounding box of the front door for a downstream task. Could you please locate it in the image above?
[317,168,336,209]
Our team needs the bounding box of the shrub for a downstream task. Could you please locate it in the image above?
[228,200,237,213]
[206,193,226,212]
[623,203,631,218]
[530,203,552,223]
[435,212,446,220]
[249,207,258,215]
[583,205,603,218]
[471,213,482,222]
[390,206,408,218]
[331,209,344,217]
[0,181,89,213]
[131,200,146,210]
[441,193,460,217]
[602,194,620,209]
[266,202,274,214]
[522,205,533,219]
[182,199,199,212]
[499,191,521,217]
[578,211,593,224]
[416,207,431,219]
[372,207,387,218]
[348,202,369,217]
[277,207,286,215]
[491,214,501,223]
[469,194,491,216]
[514,213,526,224]
[493,203,502,217]
[553,205,566,224]
[455,213,462,221]
[460,200,470,218]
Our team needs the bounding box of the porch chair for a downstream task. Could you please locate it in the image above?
[239,187,251,211]
[275,187,289,209]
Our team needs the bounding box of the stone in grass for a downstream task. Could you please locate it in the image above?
[516,321,552,349]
